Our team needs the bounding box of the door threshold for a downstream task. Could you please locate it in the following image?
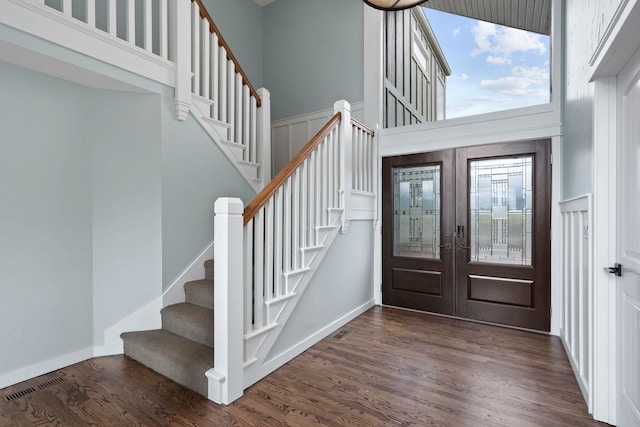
[380,304,552,336]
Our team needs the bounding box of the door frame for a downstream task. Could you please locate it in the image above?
[590,0,640,424]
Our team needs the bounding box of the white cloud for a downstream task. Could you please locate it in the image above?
[480,65,549,98]
[452,27,461,38]
[453,73,469,80]
[487,55,511,65]
[472,22,547,65]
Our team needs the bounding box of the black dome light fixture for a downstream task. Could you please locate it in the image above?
[363,0,428,11]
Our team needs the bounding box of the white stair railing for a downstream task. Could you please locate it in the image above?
[3,0,270,186]
[212,100,377,404]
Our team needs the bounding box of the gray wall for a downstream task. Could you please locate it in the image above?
[0,60,93,373]
[267,220,374,360]
[561,0,619,198]
[263,0,365,120]
[202,0,264,88]
[161,87,256,291]
[90,91,163,344]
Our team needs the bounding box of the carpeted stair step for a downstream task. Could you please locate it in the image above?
[184,279,214,310]
[204,259,214,280]
[121,329,213,396]
[161,303,214,348]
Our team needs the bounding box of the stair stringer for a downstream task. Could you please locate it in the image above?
[190,95,263,192]
[242,208,344,388]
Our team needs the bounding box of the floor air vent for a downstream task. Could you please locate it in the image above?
[4,387,36,402]
[37,376,65,390]
[3,376,65,402]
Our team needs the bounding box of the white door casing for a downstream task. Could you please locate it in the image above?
[590,1,640,423]
[616,46,640,427]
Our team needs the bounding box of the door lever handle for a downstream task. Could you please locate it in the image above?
[604,263,622,277]
[439,243,451,250]
[458,244,471,250]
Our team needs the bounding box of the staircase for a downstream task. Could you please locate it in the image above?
[121,260,215,396]
[0,0,377,405]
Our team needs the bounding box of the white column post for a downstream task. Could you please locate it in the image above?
[257,88,271,184]
[169,0,192,121]
[207,197,244,404]
[335,99,352,234]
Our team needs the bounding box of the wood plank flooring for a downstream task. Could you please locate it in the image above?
[0,307,606,426]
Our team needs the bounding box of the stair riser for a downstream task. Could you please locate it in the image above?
[161,306,214,348]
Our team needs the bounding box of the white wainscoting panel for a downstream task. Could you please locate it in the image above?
[559,194,593,413]
[271,102,364,177]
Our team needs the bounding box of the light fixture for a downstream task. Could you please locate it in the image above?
[363,0,428,11]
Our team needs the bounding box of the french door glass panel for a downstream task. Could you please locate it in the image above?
[469,156,533,266]
[393,165,441,259]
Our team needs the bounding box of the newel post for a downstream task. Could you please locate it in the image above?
[169,0,192,121]
[335,100,352,233]
[207,198,244,404]
[257,88,272,183]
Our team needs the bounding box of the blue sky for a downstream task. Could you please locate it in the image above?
[422,8,551,119]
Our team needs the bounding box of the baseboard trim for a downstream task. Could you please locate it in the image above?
[0,347,93,389]
[163,241,214,308]
[250,299,375,387]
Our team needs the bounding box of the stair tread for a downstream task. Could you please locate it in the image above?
[184,279,214,309]
[121,329,212,396]
[161,303,213,348]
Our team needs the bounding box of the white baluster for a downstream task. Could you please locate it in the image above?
[202,19,210,100]
[300,160,308,255]
[191,3,200,95]
[321,139,327,225]
[228,61,235,141]
[327,133,334,211]
[335,100,352,233]
[126,0,135,44]
[308,151,316,246]
[256,88,271,182]
[219,48,227,123]
[244,221,254,334]
[243,86,250,158]
[159,0,168,59]
[274,188,284,297]
[143,0,152,52]
[62,0,71,16]
[292,170,300,270]
[86,0,95,27]
[250,96,257,164]
[107,0,117,36]
[264,200,274,301]
[211,33,220,119]
[284,180,292,277]
[334,128,340,206]
[235,75,244,148]
[254,210,265,329]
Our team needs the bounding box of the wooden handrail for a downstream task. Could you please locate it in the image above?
[192,0,262,107]
[350,118,375,136]
[243,112,343,225]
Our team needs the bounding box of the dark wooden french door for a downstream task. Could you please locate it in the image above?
[382,140,551,331]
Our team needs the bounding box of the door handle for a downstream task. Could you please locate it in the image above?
[604,263,622,277]
[439,243,451,250]
[458,244,471,250]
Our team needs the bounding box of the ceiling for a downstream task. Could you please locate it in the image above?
[255,0,552,36]
[423,0,552,35]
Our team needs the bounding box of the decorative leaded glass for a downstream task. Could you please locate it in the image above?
[393,165,441,258]
[469,157,533,265]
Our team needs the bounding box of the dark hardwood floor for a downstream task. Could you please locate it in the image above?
[0,306,606,426]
